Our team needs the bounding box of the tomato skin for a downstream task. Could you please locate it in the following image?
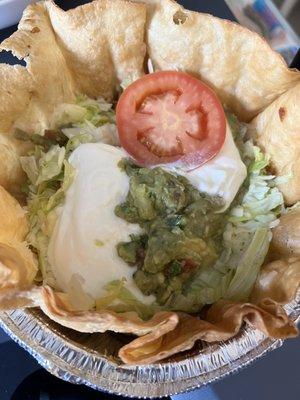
[182,259,199,272]
[116,71,226,170]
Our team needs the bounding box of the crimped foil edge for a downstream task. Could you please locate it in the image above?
[0,293,298,398]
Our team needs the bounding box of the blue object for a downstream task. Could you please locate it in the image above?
[253,0,279,30]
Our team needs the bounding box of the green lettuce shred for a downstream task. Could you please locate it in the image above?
[216,139,285,302]
[36,145,66,185]
[14,96,118,150]
[19,155,39,185]
[22,146,76,285]
[224,227,270,301]
[54,95,115,127]
[54,95,118,146]
[96,279,159,320]
[19,95,117,286]
[46,161,75,212]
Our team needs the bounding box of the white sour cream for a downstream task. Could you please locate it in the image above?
[48,143,154,304]
[163,123,247,210]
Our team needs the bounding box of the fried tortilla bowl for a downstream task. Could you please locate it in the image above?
[0,0,300,395]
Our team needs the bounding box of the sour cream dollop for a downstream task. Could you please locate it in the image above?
[163,123,247,210]
[48,143,154,304]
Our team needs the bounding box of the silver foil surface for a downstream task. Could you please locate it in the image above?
[0,294,299,398]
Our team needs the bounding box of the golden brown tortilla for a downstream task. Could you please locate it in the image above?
[37,286,179,336]
[271,209,300,257]
[46,0,147,99]
[119,299,298,364]
[249,83,300,205]
[0,2,76,136]
[0,136,30,200]
[138,0,300,121]
[251,258,300,304]
[0,185,27,241]
[0,185,37,308]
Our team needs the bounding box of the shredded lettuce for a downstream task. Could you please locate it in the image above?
[180,135,285,308]
[180,228,270,306]
[19,95,118,286]
[21,145,80,285]
[96,279,158,320]
[224,227,270,301]
[22,146,76,285]
[66,274,95,311]
[229,142,284,227]
[21,144,83,285]
[47,161,75,212]
[19,155,39,185]
[226,140,284,252]
[120,78,134,91]
[53,95,114,126]
[223,141,284,298]
[65,133,94,155]
[20,145,65,186]
[15,96,119,149]
[54,95,119,146]
[36,145,65,185]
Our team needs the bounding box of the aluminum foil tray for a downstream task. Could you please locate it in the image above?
[0,294,299,398]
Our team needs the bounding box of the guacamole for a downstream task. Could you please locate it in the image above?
[115,159,226,308]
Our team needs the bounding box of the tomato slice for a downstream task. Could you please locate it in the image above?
[116,71,226,169]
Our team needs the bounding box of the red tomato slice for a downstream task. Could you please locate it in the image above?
[116,71,226,169]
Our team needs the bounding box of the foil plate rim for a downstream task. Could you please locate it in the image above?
[0,313,282,397]
[0,295,299,398]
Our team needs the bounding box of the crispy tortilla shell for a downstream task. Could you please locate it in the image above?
[0,64,32,134]
[0,133,32,196]
[0,185,27,241]
[249,82,300,205]
[119,299,298,364]
[271,209,300,257]
[36,286,179,336]
[0,240,37,291]
[0,287,38,311]
[0,2,76,136]
[251,258,300,304]
[45,0,147,99]
[139,0,300,122]
[0,186,37,308]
